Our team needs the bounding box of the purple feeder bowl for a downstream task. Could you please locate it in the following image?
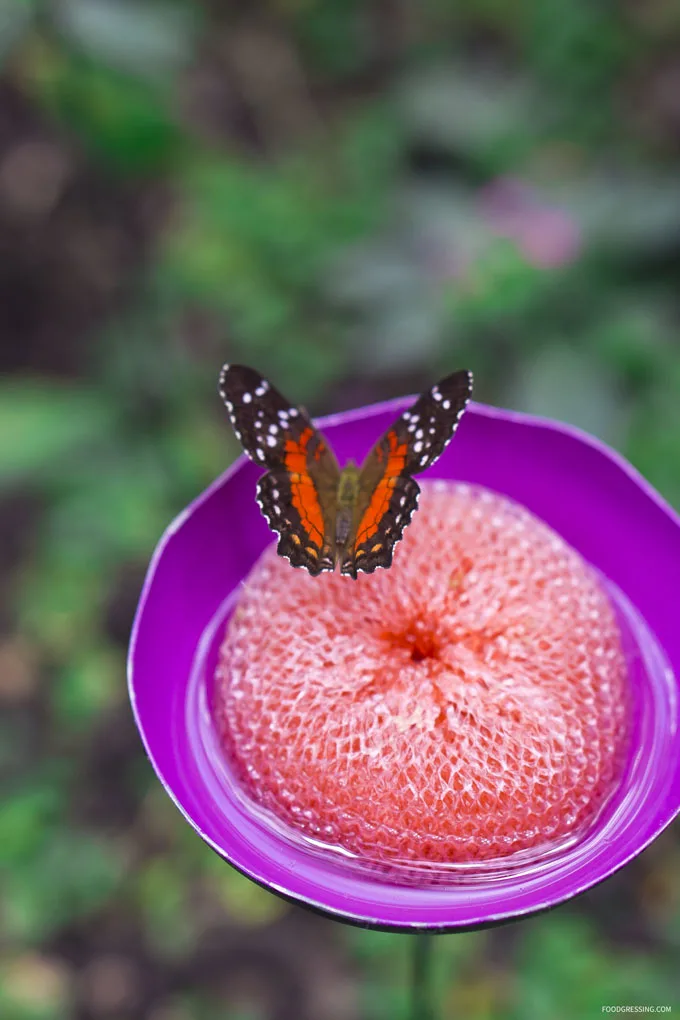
[128,398,680,931]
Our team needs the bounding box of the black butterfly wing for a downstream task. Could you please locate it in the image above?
[395,369,473,474]
[219,364,340,574]
[340,369,473,578]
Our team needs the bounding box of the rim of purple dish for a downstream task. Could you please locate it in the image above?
[128,397,680,932]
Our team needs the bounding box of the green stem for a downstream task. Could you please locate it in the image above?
[410,931,436,1020]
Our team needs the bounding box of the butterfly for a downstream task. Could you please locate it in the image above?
[219,365,473,578]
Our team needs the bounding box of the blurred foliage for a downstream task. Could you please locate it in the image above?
[1,0,680,1018]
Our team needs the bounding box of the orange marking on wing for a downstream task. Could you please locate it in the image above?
[283,430,326,545]
[355,448,407,547]
[387,430,403,454]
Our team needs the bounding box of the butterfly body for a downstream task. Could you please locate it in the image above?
[334,464,359,545]
[219,365,472,578]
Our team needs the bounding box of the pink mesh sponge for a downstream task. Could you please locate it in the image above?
[215,481,630,866]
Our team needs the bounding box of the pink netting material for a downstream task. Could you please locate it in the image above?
[215,482,630,866]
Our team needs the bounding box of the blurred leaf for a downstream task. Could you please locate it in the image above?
[55,0,196,78]
[514,912,679,1018]
[136,858,196,958]
[398,64,539,168]
[47,451,173,561]
[362,978,406,1020]
[546,174,680,256]
[0,783,64,871]
[18,553,107,656]
[627,363,680,509]
[592,299,675,387]
[448,240,548,325]
[293,0,370,79]
[506,343,631,448]
[23,38,181,171]
[327,182,492,372]
[209,866,288,927]
[522,0,629,120]
[347,928,405,962]
[0,0,38,65]
[329,239,445,372]
[161,104,399,367]
[52,646,124,732]
[160,414,231,495]
[3,832,124,943]
[0,380,114,489]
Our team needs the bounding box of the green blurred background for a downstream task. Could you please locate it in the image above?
[1,2,680,1018]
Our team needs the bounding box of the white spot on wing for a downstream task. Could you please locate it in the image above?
[243,392,252,404]
[442,399,451,409]
[266,434,277,447]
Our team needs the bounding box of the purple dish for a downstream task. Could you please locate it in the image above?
[128,398,680,930]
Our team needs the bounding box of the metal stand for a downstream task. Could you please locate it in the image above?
[410,931,436,1020]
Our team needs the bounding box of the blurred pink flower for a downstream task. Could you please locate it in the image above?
[479,176,582,268]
